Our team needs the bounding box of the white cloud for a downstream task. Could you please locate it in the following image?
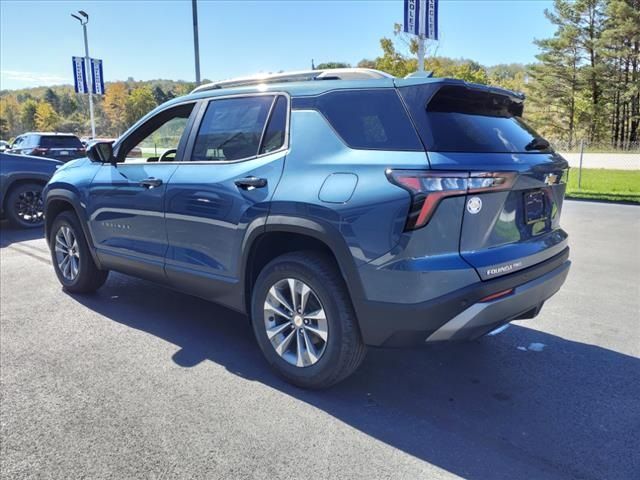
[1,70,67,87]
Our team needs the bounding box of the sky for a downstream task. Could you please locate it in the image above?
[0,0,556,91]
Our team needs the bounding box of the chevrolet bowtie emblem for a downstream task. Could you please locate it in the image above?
[544,173,558,185]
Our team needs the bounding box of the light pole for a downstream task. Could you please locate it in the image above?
[71,10,96,138]
[192,0,201,85]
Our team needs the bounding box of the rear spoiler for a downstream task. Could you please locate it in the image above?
[394,77,525,117]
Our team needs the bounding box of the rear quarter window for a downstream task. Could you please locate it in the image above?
[293,90,423,151]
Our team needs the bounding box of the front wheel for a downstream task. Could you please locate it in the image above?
[251,251,366,389]
[49,211,108,293]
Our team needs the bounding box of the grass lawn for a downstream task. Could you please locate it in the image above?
[566,168,640,203]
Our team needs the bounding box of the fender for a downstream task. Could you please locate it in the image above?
[1,172,53,213]
[240,214,367,316]
[44,188,103,269]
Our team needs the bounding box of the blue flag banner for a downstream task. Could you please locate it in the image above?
[72,56,88,94]
[403,0,439,40]
[90,58,105,95]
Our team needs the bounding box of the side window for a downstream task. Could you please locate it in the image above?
[307,90,422,151]
[11,136,23,148]
[259,95,288,155]
[191,96,274,162]
[119,103,195,163]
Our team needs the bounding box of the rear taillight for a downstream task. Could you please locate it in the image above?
[32,148,47,155]
[386,169,517,230]
[467,172,516,193]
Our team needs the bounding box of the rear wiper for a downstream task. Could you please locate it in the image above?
[524,137,551,151]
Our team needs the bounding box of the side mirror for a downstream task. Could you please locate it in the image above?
[87,141,115,163]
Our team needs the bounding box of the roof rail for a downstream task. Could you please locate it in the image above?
[191,68,394,94]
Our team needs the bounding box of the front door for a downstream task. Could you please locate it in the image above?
[87,102,197,282]
[164,94,289,309]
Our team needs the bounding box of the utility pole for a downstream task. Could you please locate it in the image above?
[192,0,201,85]
[71,11,96,138]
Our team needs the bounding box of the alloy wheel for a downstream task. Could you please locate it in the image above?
[15,190,44,225]
[54,226,80,281]
[263,278,329,367]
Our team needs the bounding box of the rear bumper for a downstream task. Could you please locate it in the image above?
[355,247,570,347]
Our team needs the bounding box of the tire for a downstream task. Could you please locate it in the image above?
[49,210,108,293]
[5,182,45,228]
[251,251,366,389]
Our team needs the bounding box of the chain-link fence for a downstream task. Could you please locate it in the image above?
[550,139,640,173]
[549,139,640,203]
[549,139,640,154]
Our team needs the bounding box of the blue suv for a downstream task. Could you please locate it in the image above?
[44,69,571,388]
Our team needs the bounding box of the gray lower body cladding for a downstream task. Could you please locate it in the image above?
[425,259,570,342]
[354,248,571,347]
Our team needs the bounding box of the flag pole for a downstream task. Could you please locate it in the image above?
[417,34,425,72]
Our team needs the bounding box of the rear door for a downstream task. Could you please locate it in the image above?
[398,81,569,280]
[164,94,288,307]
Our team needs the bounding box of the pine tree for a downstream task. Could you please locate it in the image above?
[529,1,583,146]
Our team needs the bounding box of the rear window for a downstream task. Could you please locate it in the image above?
[400,84,550,154]
[38,135,83,148]
[293,90,422,151]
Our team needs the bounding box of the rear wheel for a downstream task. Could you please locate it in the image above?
[5,182,45,228]
[251,251,366,389]
[49,211,108,293]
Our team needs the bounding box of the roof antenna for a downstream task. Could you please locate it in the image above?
[311,58,315,70]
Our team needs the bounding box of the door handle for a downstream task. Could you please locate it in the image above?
[234,176,267,189]
[139,177,163,188]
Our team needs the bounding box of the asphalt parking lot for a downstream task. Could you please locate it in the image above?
[0,200,638,480]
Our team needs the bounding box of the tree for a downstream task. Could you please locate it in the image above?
[529,0,639,148]
[316,62,351,69]
[601,0,640,146]
[20,99,38,131]
[425,57,488,84]
[0,95,22,138]
[103,82,129,135]
[373,37,417,77]
[487,63,529,93]
[152,86,167,105]
[56,113,86,134]
[171,83,196,97]
[35,102,60,131]
[0,118,8,138]
[59,93,78,117]
[529,12,583,146]
[357,59,377,69]
[577,0,608,141]
[44,88,60,112]
[125,86,156,126]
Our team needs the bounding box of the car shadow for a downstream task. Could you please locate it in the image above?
[0,221,45,247]
[68,273,639,480]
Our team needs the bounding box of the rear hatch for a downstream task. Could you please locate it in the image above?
[38,135,85,161]
[397,80,569,280]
